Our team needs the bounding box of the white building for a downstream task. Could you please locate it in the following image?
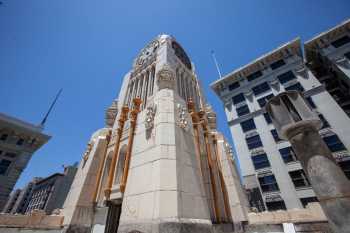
[0,113,51,210]
[211,32,350,211]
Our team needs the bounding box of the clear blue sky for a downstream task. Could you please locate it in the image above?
[1,0,349,188]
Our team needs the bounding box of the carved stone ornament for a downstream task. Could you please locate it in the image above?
[134,39,159,68]
[176,103,189,130]
[334,56,350,68]
[145,103,157,130]
[105,100,118,128]
[157,64,175,90]
[82,142,94,167]
[295,66,309,78]
[269,79,280,88]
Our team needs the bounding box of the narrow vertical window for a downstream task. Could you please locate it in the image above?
[176,69,181,96]
[144,71,149,108]
[128,81,134,106]
[150,66,155,96]
[133,79,139,101]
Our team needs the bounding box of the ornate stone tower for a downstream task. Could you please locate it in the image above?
[61,35,248,233]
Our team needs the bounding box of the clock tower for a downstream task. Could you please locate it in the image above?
[61,35,249,233]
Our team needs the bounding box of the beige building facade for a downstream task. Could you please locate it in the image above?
[60,35,249,233]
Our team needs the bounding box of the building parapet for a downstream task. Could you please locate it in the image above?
[0,210,63,229]
[211,38,302,96]
[305,19,350,61]
[247,202,327,225]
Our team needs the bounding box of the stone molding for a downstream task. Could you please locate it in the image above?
[156,64,175,90]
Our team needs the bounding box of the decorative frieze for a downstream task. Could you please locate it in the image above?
[157,64,175,90]
[105,100,118,128]
[176,103,189,130]
[145,103,157,130]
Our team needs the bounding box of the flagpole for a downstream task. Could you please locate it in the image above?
[211,50,222,79]
[39,88,63,128]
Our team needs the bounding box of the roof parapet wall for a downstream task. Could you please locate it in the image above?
[210,38,302,95]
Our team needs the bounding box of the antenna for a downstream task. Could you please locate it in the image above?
[211,50,222,79]
[39,88,62,128]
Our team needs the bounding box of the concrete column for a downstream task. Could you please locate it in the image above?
[266,91,350,233]
[287,125,350,233]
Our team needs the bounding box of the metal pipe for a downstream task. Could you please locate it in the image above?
[212,134,232,223]
[198,110,220,223]
[93,130,111,203]
[120,98,142,193]
[104,106,129,200]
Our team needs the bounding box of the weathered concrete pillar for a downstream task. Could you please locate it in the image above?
[266,91,350,233]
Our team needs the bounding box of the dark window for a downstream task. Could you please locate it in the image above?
[4,152,16,158]
[285,82,304,92]
[246,135,263,150]
[306,96,316,109]
[30,138,36,145]
[300,197,318,208]
[258,174,279,192]
[271,129,283,142]
[252,82,271,96]
[257,94,274,108]
[331,36,350,48]
[232,93,245,105]
[0,134,8,141]
[252,153,270,170]
[289,170,310,188]
[319,114,330,129]
[345,51,350,60]
[246,187,266,212]
[240,119,256,132]
[338,160,350,179]
[277,71,296,84]
[270,59,286,70]
[236,105,250,116]
[247,70,263,82]
[266,200,287,211]
[0,159,11,175]
[279,147,298,163]
[228,82,240,91]
[16,139,24,146]
[172,41,192,70]
[263,112,272,124]
[323,135,346,152]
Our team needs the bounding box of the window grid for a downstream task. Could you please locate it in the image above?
[289,170,310,189]
[258,174,279,192]
[246,134,263,150]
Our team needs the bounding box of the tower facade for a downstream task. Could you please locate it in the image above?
[61,35,248,233]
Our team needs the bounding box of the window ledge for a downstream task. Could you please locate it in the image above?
[295,186,312,191]
[255,167,272,173]
[285,160,299,165]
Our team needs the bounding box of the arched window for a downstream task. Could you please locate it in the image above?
[115,145,128,185]
[97,152,113,202]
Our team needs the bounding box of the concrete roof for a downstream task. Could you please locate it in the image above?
[304,19,350,61]
[210,38,302,91]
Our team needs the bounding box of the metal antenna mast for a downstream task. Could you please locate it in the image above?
[39,88,63,128]
[211,50,222,79]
